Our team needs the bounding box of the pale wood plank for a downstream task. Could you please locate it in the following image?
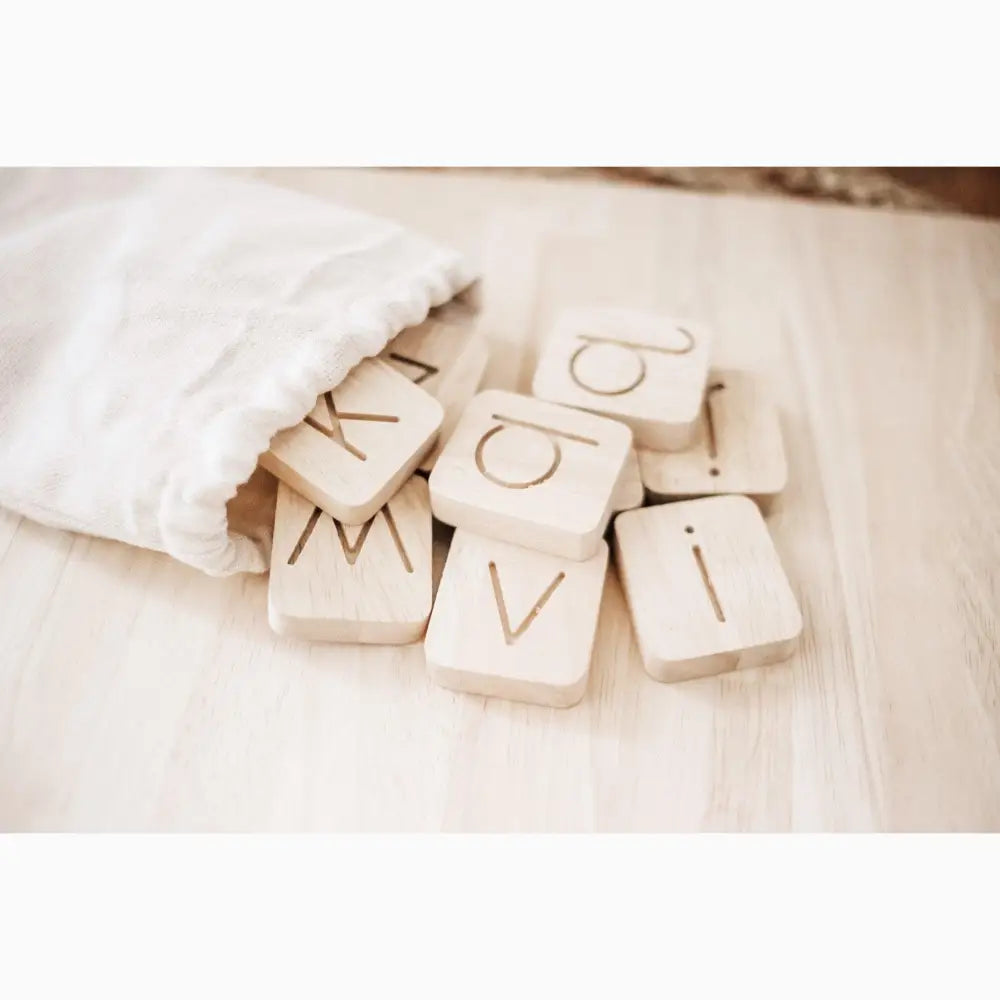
[0,168,996,831]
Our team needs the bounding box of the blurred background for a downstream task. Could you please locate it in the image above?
[436,168,1000,218]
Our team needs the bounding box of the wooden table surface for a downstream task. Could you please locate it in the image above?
[2,168,998,832]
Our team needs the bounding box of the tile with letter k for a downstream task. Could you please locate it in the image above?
[260,358,442,525]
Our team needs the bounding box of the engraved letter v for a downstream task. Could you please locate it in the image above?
[488,561,566,645]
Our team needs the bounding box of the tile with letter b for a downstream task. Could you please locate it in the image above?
[268,475,432,644]
[381,316,489,473]
[260,358,442,525]
[638,369,786,510]
[428,389,632,560]
[614,495,801,684]
[531,306,712,450]
[424,530,609,708]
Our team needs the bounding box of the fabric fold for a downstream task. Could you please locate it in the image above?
[0,168,477,575]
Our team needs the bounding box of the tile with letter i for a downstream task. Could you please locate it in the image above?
[260,358,442,525]
[428,389,632,560]
[531,306,712,450]
[424,530,609,708]
[381,316,489,473]
[638,369,787,511]
[614,495,802,683]
[268,475,432,644]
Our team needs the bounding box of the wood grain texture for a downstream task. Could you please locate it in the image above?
[0,167,998,831]
[614,495,801,682]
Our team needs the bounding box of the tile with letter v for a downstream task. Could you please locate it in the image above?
[381,316,489,473]
[638,369,787,511]
[424,530,609,707]
[614,495,801,684]
[429,389,631,560]
[531,306,713,450]
[260,358,443,524]
[268,475,432,644]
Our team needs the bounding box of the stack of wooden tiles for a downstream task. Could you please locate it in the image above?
[424,388,630,707]
[260,297,802,710]
[264,307,489,645]
[530,306,800,687]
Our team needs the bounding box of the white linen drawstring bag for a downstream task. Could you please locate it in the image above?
[0,168,477,575]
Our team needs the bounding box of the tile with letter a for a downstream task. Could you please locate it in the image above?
[428,389,632,561]
[381,316,489,473]
[638,369,786,511]
[614,495,802,683]
[531,306,712,450]
[268,476,432,644]
[424,530,609,708]
[260,358,442,525]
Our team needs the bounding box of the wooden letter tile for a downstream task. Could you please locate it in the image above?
[381,317,489,472]
[531,307,712,450]
[614,495,801,683]
[611,448,644,513]
[428,389,632,560]
[424,530,609,707]
[268,475,432,644]
[260,358,442,525]
[638,369,786,509]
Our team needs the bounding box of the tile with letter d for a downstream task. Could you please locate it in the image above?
[268,475,432,644]
[424,530,609,708]
[638,369,786,510]
[531,306,712,450]
[381,316,489,473]
[428,389,632,561]
[614,495,801,684]
[260,358,442,525]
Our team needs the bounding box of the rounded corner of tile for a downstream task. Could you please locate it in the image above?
[266,603,298,640]
[612,504,645,534]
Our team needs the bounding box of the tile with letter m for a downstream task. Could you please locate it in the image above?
[268,475,432,644]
